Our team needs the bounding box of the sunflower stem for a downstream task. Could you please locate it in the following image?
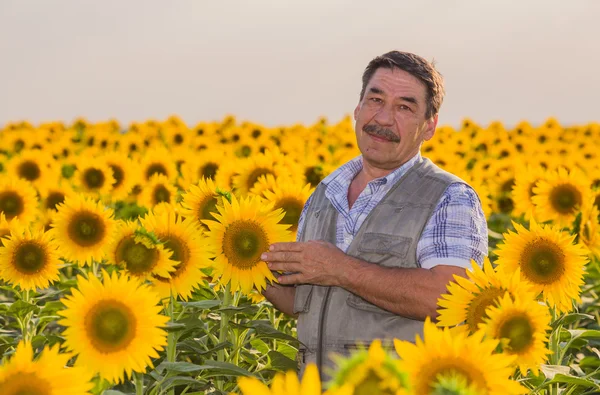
[216,283,232,391]
[135,372,144,395]
[21,289,33,342]
[166,292,176,395]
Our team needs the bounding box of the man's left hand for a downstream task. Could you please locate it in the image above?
[261,240,349,286]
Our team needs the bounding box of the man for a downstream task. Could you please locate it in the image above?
[261,51,488,380]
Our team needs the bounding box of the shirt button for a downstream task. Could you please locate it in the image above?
[344,236,352,244]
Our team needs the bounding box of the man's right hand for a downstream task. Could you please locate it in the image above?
[262,283,297,318]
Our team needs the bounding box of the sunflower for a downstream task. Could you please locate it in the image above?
[203,195,291,295]
[214,160,240,191]
[41,182,76,212]
[394,318,525,395]
[437,258,534,334]
[180,177,227,229]
[232,152,290,196]
[180,150,228,189]
[0,341,93,395]
[0,225,60,291]
[511,165,547,218]
[495,218,589,313]
[262,181,314,236]
[101,152,139,200]
[73,160,116,197]
[0,177,38,223]
[0,212,20,246]
[6,149,56,193]
[138,147,178,182]
[238,364,322,395]
[430,373,482,395]
[532,167,591,227]
[49,195,117,266]
[107,221,178,280]
[58,271,169,383]
[327,340,408,395]
[579,204,600,260]
[140,209,210,300]
[138,173,179,209]
[480,293,551,376]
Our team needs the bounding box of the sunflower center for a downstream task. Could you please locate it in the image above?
[83,168,106,189]
[46,191,65,210]
[353,370,395,395]
[157,235,190,280]
[153,185,171,204]
[67,211,107,247]
[500,178,515,193]
[86,300,137,353]
[116,236,158,275]
[497,196,514,214]
[109,164,125,188]
[240,145,252,157]
[0,371,51,395]
[246,168,273,191]
[0,191,24,219]
[499,315,534,353]
[146,163,167,180]
[549,184,582,214]
[223,220,269,270]
[304,166,323,187]
[465,287,506,333]
[520,238,566,284]
[14,241,48,274]
[18,160,41,181]
[276,197,303,232]
[200,163,219,179]
[421,361,486,395]
[198,195,219,223]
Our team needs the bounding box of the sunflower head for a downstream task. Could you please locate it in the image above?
[0,178,38,223]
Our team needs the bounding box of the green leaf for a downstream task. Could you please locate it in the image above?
[540,364,570,379]
[276,343,298,361]
[218,305,259,315]
[548,373,600,389]
[161,376,208,391]
[102,391,131,395]
[250,320,299,344]
[250,338,270,355]
[8,300,39,319]
[164,322,187,332]
[181,300,221,310]
[159,361,253,377]
[267,350,297,372]
[568,329,600,341]
[551,313,594,330]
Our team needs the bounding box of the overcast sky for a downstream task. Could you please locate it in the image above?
[1,0,599,128]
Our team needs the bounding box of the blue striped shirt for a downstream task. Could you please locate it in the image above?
[296,153,488,269]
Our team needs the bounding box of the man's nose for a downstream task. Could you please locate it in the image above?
[373,104,394,126]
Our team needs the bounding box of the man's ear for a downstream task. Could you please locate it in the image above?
[423,114,438,141]
[353,103,360,120]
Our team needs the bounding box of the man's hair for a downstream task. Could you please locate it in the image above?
[360,51,445,119]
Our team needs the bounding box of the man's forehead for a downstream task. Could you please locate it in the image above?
[367,68,426,98]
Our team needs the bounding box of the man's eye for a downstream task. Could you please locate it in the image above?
[369,98,382,103]
[399,105,412,111]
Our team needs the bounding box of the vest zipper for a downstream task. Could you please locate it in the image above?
[316,287,332,377]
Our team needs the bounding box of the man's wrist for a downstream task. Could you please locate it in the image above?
[337,255,367,290]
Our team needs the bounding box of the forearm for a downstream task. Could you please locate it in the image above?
[262,283,297,318]
[340,256,456,321]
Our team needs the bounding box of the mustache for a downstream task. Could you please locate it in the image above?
[363,124,400,143]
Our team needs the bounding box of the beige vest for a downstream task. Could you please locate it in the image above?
[294,157,464,381]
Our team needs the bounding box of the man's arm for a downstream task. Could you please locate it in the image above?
[262,240,464,320]
[262,283,297,318]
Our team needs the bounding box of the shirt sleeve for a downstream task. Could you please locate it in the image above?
[417,182,488,270]
[295,194,313,242]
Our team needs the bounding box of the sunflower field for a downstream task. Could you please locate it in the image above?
[0,115,599,395]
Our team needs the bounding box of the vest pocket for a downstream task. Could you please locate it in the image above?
[293,285,313,314]
[346,293,394,315]
[356,233,412,266]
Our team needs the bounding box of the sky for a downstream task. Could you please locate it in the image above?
[1,0,599,128]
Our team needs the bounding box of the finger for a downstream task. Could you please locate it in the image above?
[269,242,304,252]
[267,262,303,273]
[261,251,302,263]
[278,273,305,285]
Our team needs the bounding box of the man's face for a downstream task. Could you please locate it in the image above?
[354,67,437,170]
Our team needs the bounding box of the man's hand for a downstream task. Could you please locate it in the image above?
[261,240,349,286]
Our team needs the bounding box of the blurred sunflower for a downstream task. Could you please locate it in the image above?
[49,195,117,266]
[107,221,178,280]
[138,147,178,182]
[328,340,408,395]
[579,205,600,260]
[0,177,38,223]
[203,195,291,295]
[101,152,138,200]
[73,160,116,197]
[532,167,591,227]
[6,149,55,193]
[0,225,60,291]
[238,364,322,395]
[180,177,226,229]
[214,160,240,191]
[41,182,76,212]
[495,218,589,313]
[394,318,524,395]
[141,209,210,300]
[139,173,178,209]
[59,271,168,383]
[512,165,547,218]
[232,153,289,196]
[262,182,314,236]
[480,293,551,375]
[0,341,93,395]
[437,258,534,334]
